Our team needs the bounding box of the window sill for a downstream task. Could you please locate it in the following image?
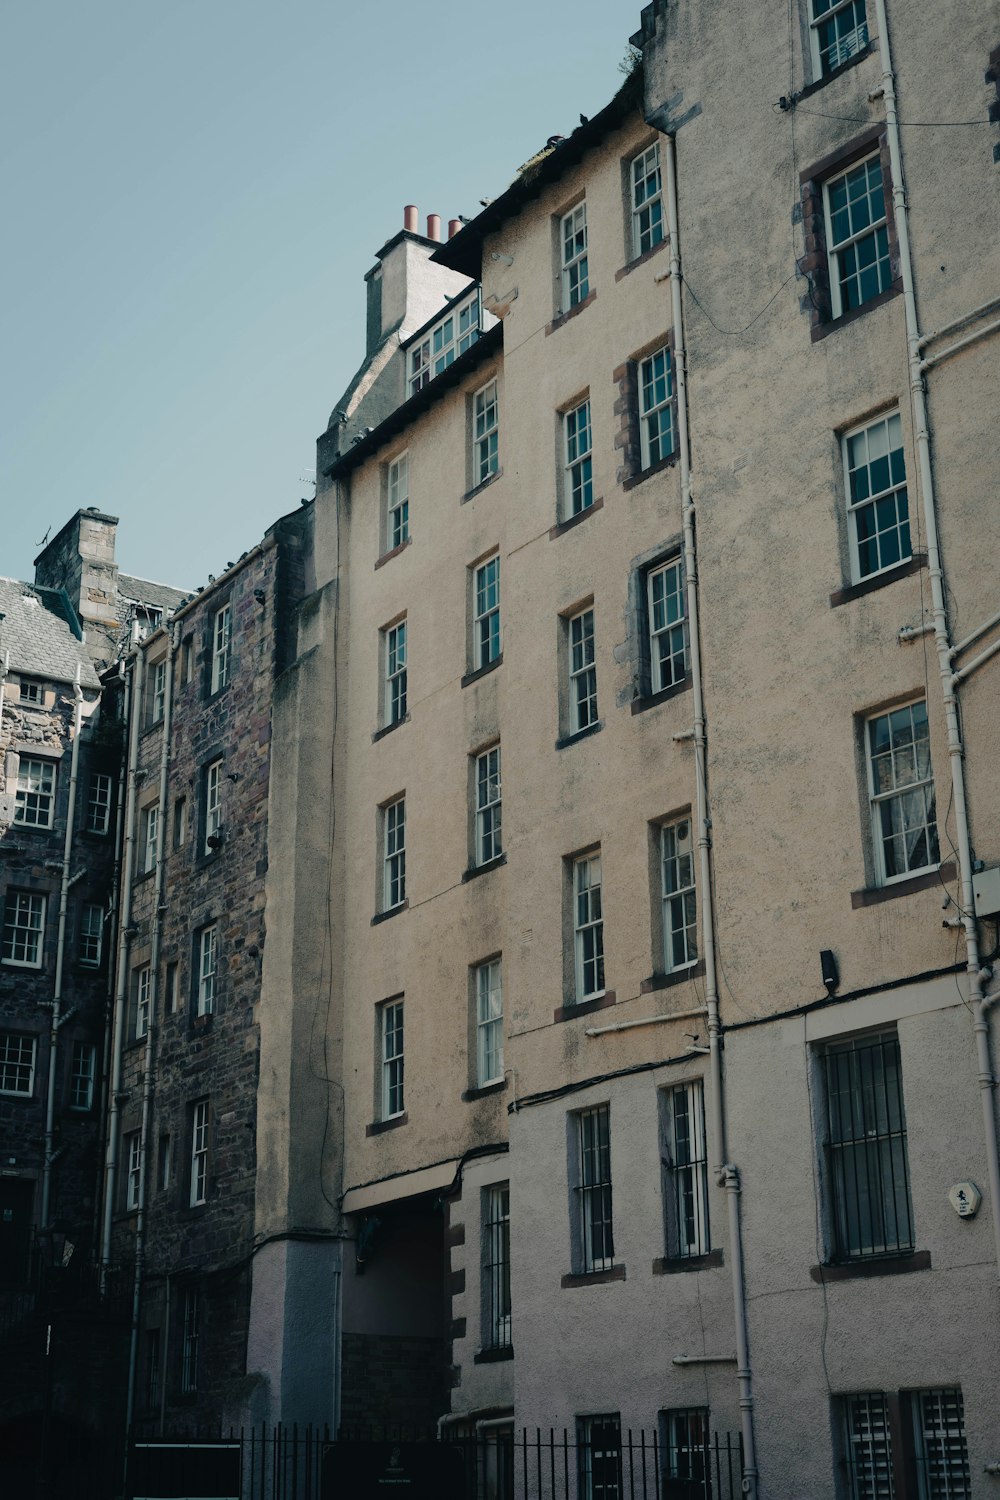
[191,1012,214,1033]
[462,852,507,883]
[810,1249,930,1283]
[474,1345,514,1364]
[798,41,875,99]
[372,714,410,744]
[461,655,503,689]
[546,290,596,336]
[374,537,412,571]
[640,960,706,995]
[653,1249,723,1275]
[555,720,604,752]
[851,862,954,909]
[811,281,902,343]
[462,1080,507,1102]
[366,1112,408,1137]
[553,990,616,1025]
[133,867,155,884]
[630,678,691,716]
[829,552,926,607]
[561,1264,626,1289]
[461,467,503,505]
[621,452,678,493]
[615,238,668,282]
[549,495,604,541]
[372,900,409,926]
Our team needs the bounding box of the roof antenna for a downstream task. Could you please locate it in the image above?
[35,526,52,548]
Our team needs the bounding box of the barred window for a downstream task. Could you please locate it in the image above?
[576,1104,614,1273]
[181,1287,200,1392]
[577,1413,621,1500]
[841,1388,970,1500]
[483,1183,511,1348]
[661,1081,709,1260]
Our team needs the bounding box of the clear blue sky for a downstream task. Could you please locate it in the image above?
[1,1,640,591]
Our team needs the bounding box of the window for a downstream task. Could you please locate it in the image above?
[577,1414,621,1500]
[204,761,222,852]
[475,958,503,1087]
[475,746,502,867]
[196,926,217,1016]
[141,803,159,874]
[647,559,687,694]
[576,1104,613,1272]
[840,1388,971,1500]
[2,892,45,968]
[564,400,594,518]
[631,143,664,256]
[383,798,406,910]
[135,965,152,1040]
[844,410,911,582]
[824,154,891,318]
[866,700,939,884]
[145,1329,161,1411]
[483,1183,511,1348]
[387,453,409,550]
[79,902,104,967]
[181,1287,200,1392]
[173,796,187,849]
[574,852,605,1001]
[380,1000,404,1120]
[383,621,407,726]
[181,636,194,685]
[210,603,231,693]
[15,757,55,828]
[408,289,481,394]
[473,380,499,485]
[561,203,589,309]
[125,1129,142,1211]
[69,1040,96,1110]
[661,1081,709,1259]
[662,1409,710,1497]
[149,658,166,724]
[86,772,113,834]
[165,961,179,1015]
[158,1132,172,1191]
[0,1033,36,1096]
[661,820,697,973]
[190,1100,209,1206]
[473,557,501,671]
[18,678,42,705]
[810,0,868,77]
[638,347,675,470]
[569,607,598,734]
[822,1030,913,1261]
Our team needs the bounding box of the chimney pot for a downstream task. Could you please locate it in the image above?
[448,218,462,240]
[404,204,419,233]
[427,213,441,242]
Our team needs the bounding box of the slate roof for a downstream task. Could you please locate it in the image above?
[0,578,101,689]
[117,573,189,614]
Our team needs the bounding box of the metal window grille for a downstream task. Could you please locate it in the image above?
[639,348,674,471]
[564,401,594,517]
[87,771,113,833]
[0,1032,36,1095]
[661,820,697,972]
[79,902,104,967]
[15,756,55,828]
[198,927,217,1016]
[2,891,45,966]
[136,965,152,1039]
[912,1388,971,1500]
[381,1001,404,1119]
[843,1389,971,1500]
[385,621,408,724]
[408,290,482,394]
[143,803,159,873]
[388,454,410,550]
[577,1104,614,1273]
[474,558,501,670]
[648,560,686,694]
[145,1328,160,1411]
[811,0,868,76]
[476,959,503,1087]
[190,1102,209,1206]
[476,747,502,866]
[845,411,910,581]
[824,1032,914,1260]
[867,701,939,883]
[569,608,598,733]
[126,1130,142,1211]
[562,203,589,308]
[574,853,605,1001]
[842,1392,897,1500]
[211,605,232,693]
[384,799,406,909]
[69,1040,96,1110]
[181,1288,199,1392]
[662,1082,709,1260]
[824,155,891,316]
[578,1414,622,1500]
[205,761,223,849]
[664,1408,711,1498]
[475,380,500,484]
[632,144,664,257]
[484,1183,511,1348]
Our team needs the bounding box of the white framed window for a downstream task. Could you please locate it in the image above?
[662,1410,710,1493]
[841,1387,970,1500]
[473,557,501,671]
[197,925,217,1016]
[638,347,674,469]
[79,902,104,967]
[866,700,939,884]
[135,965,152,1040]
[569,607,598,734]
[386,453,409,551]
[141,803,159,874]
[647,559,687,694]
[574,851,605,1002]
[15,757,55,829]
[204,760,222,852]
[576,1104,614,1272]
[564,400,593,517]
[561,202,589,309]
[473,379,499,485]
[407,289,481,394]
[2,892,45,968]
[631,142,664,257]
[824,154,891,318]
[383,797,406,910]
[483,1183,511,1349]
[149,658,166,724]
[18,678,43,705]
[475,958,503,1088]
[844,410,911,581]
[661,820,697,972]
[165,961,179,1015]
[380,999,404,1119]
[383,620,407,726]
[86,772,113,834]
[578,1414,621,1500]
[475,746,502,867]
[69,1040,96,1110]
[211,603,232,693]
[125,1129,142,1211]
[661,1081,709,1259]
[173,796,187,849]
[180,1286,200,1392]
[190,1101,209,1207]
[0,1032,36,1095]
[809,0,868,77]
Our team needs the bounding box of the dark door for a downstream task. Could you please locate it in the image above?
[0,1179,34,1284]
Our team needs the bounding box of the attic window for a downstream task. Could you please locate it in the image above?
[132,606,163,642]
[408,290,482,395]
[18,679,43,705]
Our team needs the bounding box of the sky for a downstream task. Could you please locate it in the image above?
[1,0,640,592]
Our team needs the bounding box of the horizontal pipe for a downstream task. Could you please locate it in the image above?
[672,1354,738,1365]
[917,294,1000,349]
[951,634,1000,688]
[950,604,1000,661]
[920,316,1000,372]
[585,1006,708,1037]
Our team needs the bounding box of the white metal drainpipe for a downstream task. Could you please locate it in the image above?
[41,667,84,1229]
[873,0,1000,1285]
[663,132,759,1499]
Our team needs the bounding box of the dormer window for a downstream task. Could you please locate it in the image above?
[408,290,482,395]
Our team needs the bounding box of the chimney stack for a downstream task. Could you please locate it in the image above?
[448,218,462,240]
[426,213,441,242]
[404,204,419,233]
